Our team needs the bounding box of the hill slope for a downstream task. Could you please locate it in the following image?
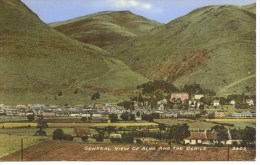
[50,11,161,47]
[105,4,256,96]
[0,0,149,104]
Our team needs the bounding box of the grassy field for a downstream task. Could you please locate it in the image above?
[154,118,256,129]
[205,105,255,116]
[0,122,158,128]
[0,134,48,158]
[206,118,256,128]
[154,119,217,130]
[0,116,28,123]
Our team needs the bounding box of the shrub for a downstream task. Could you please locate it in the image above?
[81,136,88,142]
[63,134,73,141]
[53,129,64,140]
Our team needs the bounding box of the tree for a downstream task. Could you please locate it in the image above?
[218,129,229,141]
[34,128,47,136]
[37,120,48,129]
[63,134,73,141]
[136,112,141,117]
[166,124,190,144]
[117,101,134,110]
[81,136,89,142]
[27,114,35,122]
[104,126,116,134]
[120,112,130,121]
[81,117,87,123]
[74,88,79,94]
[208,113,215,119]
[158,124,166,132]
[94,132,104,142]
[242,126,256,144]
[91,92,100,100]
[58,90,63,96]
[53,129,64,140]
[109,113,118,123]
[130,114,136,121]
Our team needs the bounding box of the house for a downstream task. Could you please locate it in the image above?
[74,128,91,137]
[184,131,207,145]
[246,99,254,107]
[214,110,225,118]
[171,93,189,101]
[184,129,232,145]
[213,100,220,107]
[232,111,256,117]
[157,99,167,111]
[230,100,236,106]
[194,94,204,100]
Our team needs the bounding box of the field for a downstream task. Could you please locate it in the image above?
[1,140,255,161]
[205,105,255,116]
[0,122,157,128]
[0,134,48,158]
[154,119,217,130]
[206,118,256,128]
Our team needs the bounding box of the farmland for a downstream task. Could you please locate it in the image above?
[0,122,157,128]
[1,141,255,161]
[206,118,256,128]
[0,134,48,158]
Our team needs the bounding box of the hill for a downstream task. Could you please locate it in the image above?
[105,4,256,96]
[241,3,256,14]
[0,0,149,104]
[50,11,161,47]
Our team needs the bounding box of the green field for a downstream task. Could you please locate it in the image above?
[206,118,256,128]
[0,134,48,158]
[154,119,217,130]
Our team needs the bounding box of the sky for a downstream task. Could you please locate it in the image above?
[21,0,256,23]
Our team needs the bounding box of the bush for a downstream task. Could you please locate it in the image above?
[53,129,64,140]
[63,134,73,141]
[94,132,104,142]
[110,138,121,143]
[81,136,89,142]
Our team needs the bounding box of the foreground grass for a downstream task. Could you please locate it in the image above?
[0,134,48,158]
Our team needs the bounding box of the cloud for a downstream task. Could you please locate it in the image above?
[106,0,152,9]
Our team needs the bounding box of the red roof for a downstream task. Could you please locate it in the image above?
[186,132,207,140]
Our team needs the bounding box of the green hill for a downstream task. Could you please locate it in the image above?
[241,3,256,14]
[50,11,161,47]
[105,4,256,96]
[0,0,149,104]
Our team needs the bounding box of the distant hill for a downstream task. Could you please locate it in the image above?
[0,0,149,104]
[50,11,161,47]
[105,4,256,96]
[241,3,256,14]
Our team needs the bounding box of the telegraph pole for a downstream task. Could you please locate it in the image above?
[227,145,230,161]
[21,139,23,161]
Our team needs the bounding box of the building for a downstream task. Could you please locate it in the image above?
[230,100,236,106]
[184,129,232,145]
[171,93,189,101]
[194,94,204,100]
[213,100,220,107]
[246,99,254,107]
[232,111,256,117]
[214,110,225,118]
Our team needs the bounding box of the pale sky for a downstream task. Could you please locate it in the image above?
[21,0,256,23]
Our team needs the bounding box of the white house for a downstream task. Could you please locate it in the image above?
[213,100,220,107]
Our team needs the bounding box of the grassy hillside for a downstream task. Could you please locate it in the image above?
[241,3,256,14]
[50,11,161,47]
[105,4,256,96]
[0,0,149,104]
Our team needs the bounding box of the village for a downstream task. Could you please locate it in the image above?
[0,91,256,149]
